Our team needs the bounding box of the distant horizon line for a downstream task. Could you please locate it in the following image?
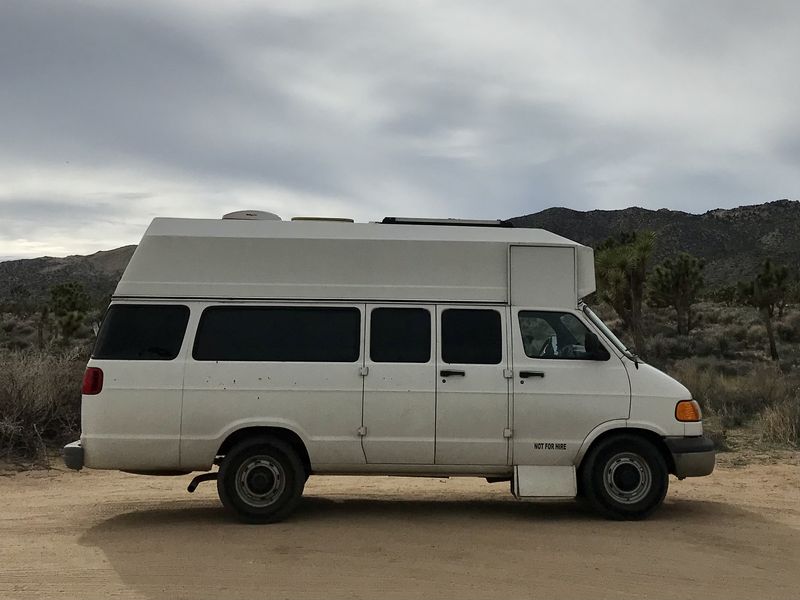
[1,197,797,263]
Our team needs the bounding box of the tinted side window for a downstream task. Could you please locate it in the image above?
[441,309,502,364]
[93,304,189,360]
[193,307,361,362]
[370,308,431,363]
[519,311,609,360]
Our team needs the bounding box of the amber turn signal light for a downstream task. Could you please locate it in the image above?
[675,399,701,422]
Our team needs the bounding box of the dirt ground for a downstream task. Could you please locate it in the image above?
[1,457,799,600]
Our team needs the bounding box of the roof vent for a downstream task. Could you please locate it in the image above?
[223,210,282,221]
[291,216,354,223]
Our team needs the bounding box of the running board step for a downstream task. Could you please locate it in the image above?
[512,465,577,500]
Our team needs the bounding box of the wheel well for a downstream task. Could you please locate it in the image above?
[579,428,675,475]
[217,427,312,475]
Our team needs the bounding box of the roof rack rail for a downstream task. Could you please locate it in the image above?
[381,217,513,228]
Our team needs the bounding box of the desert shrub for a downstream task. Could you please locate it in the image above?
[669,361,795,428]
[746,324,764,346]
[16,324,35,336]
[727,324,749,343]
[0,350,85,461]
[761,397,800,447]
[775,312,800,343]
[692,336,717,357]
[7,339,32,351]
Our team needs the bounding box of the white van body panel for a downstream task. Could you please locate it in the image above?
[180,302,367,471]
[362,304,437,464]
[509,245,577,308]
[116,218,595,305]
[434,305,510,465]
[82,314,189,471]
[627,362,695,438]
[513,465,577,499]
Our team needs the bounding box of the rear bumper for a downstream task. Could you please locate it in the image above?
[63,440,84,471]
[665,436,715,478]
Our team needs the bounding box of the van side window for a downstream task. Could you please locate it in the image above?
[93,304,189,360]
[370,308,431,363]
[193,306,361,362]
[519,311,609,360]
[441,309,502,364]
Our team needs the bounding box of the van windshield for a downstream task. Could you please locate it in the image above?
[581,305,636,361]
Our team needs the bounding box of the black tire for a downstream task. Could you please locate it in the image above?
[580,434,668,520]
[217,437,306,524]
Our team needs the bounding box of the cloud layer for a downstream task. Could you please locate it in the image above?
[1,0,799,257]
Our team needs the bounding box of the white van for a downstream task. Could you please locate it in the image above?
[64,213,714,522]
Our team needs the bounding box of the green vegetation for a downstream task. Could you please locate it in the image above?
[49,282,92,343]
[737,259,789,361]
[649,253,705,335]
[594,231,655,353]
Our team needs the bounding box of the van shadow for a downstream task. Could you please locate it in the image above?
[76,493,796,600]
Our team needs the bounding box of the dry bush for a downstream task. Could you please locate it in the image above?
[746,324,764,346]
[669,361,795,429]
[0,350,85,461]
[775,312,800,343]
[761,397,800,447]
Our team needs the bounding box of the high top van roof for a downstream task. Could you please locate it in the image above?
[115,218,595,305]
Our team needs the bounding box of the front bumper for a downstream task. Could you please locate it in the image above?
[63,440,84,471]
[665,436,715,478]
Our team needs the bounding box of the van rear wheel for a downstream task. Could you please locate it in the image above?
[580,435,668,520]
[217,437,306,523]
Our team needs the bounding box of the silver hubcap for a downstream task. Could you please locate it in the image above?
[603,452,652,504]
[235,456,286,508]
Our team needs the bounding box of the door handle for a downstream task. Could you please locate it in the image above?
[519,370,545,379]
[440,369,466,377]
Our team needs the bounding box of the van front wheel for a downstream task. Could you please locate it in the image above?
[217,437,306,523]
[580,435,668,520]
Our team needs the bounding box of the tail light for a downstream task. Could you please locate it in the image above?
[82,367,104,395]
[675,399,702,422]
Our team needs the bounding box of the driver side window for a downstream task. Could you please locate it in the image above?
[518,311,609,360]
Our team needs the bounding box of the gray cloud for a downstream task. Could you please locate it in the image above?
[1,0,799,258]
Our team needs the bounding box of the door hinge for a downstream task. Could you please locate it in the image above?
[503,428,513,438]
[357,426,367,437]
[359,366,369,376]
[503,368,513,379]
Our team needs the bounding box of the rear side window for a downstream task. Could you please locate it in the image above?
[441,309,502,364]
[193,306,361,362]
[93,304,189,360]
[370,308,431,363]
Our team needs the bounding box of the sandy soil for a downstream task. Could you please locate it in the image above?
[1,461,798,600]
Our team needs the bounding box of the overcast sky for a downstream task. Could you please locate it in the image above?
[1,0,799,259]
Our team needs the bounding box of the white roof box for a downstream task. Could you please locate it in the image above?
[116,217,596,306]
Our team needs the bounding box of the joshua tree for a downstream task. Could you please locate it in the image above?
[738,259,789,361]
[49,282,91,343]
[649,253,705,335]
[594,231,655,354]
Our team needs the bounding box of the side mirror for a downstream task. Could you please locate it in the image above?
[584,332,608,360]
